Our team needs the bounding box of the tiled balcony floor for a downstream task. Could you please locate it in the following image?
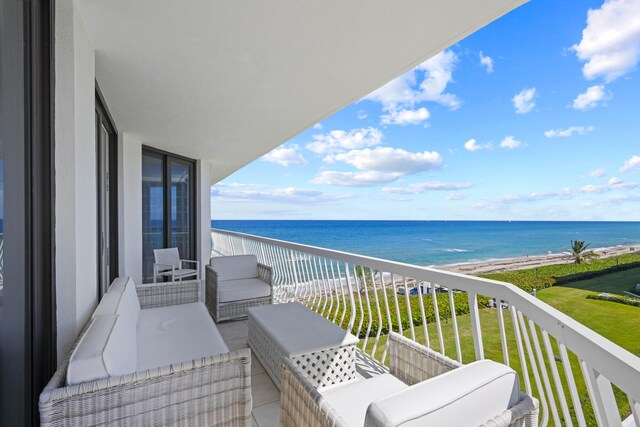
[216,319,386,427]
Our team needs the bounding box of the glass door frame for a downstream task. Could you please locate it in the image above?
[141,146,197,282]
[95,84,118,297]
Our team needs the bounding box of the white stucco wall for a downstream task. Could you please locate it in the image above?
[54,0,98,360]
[121,134,143,284]
[54,0,212,361]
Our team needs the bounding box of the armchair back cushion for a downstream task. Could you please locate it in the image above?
[364,360,521,427]
[211,255,259,281]
[66,314,137,385]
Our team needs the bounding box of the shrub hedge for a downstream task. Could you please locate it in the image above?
[316,290,489,338]
[481,252,640,293]
[586,294,640,307]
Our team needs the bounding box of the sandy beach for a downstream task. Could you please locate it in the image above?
[440,245,640,275]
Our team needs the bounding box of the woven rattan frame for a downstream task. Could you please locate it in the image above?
[40,282,252,427]
[388,330,462,384]
[205,262,273,322]
[248,314,356,390]
[136,279,202,308]
[280,332,539,427]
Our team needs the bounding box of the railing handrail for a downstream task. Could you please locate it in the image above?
[211,227,640,403]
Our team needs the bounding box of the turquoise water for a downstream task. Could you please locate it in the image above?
[211,220,640,267]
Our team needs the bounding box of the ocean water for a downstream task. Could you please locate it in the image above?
[211,220,640,267]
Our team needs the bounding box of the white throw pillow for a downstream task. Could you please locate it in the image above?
[67,315,137,385]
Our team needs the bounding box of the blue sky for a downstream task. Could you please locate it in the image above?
[212,0,640,221]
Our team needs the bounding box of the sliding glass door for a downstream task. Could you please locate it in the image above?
[142,148,195,282]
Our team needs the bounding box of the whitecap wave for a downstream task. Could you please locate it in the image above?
[444,248,471,253]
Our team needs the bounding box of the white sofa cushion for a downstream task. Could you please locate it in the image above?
[211,255,259,281]
[94,276,140,324]
[137,302,229,371]
[218,278,271,303]
[321,374,408,427]
[364,360,521,427]
[93,277,129,317]
[67,314,138,385]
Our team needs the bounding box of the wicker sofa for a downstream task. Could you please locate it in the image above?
[206,255,273,322]
[39,277,252,427]
[281,332,539,427]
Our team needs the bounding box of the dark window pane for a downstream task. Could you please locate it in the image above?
[0,158,3,350]
[142,154,164,281]
[170,161,191,261]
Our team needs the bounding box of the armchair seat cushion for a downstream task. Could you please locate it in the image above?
[137,302,229,371]
[219,278,271,303]
[321,374,408,427]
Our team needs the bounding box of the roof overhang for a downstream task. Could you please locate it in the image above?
[77,0,527,183]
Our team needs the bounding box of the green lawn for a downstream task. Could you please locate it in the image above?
[537,267,640,356]
[331,266,640,426]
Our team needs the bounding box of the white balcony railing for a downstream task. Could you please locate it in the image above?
[211,228,640,427]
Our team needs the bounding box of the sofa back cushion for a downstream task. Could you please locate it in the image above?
[94,276,140,324]
[67,314,137,385]
[364,360,521,427]
[210,255,258,281]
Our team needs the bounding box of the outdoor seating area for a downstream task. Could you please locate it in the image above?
[39,252,542,426]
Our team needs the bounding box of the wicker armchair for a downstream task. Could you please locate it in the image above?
[39,281,252,427]
[281,332,539,427]
[206,255,273,322]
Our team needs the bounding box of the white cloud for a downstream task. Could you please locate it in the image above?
[586,168,607,178]
[311,171,402,187]
[214,182,268,190]
[544,126,595,138]
[365,50,461,111]
[313,147,443,187]
[332,147,442,174]
[357,110,368,120]
[383,181,472,195]
[446,193,468,201]
[306,127,383,155]
[500,136,523,149]
[620,155,640,172]
[313,123,322,130]
[495,189,576,204]
[572,0,640,82]
[261,144,307,166]
[608,177,622,185]
[572,85,610,110]
[581,184,611,193]
[582,182,637,192]
[211,186,348,204]
[512,88,536,114]
[479,51,494,73]
[380,107,430,126]
[464,138,492,151]
[491,180,638,205]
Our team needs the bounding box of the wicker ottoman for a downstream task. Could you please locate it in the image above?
[248,302,359,390]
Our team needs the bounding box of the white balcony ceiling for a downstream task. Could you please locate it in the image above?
[78,0,526,183]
